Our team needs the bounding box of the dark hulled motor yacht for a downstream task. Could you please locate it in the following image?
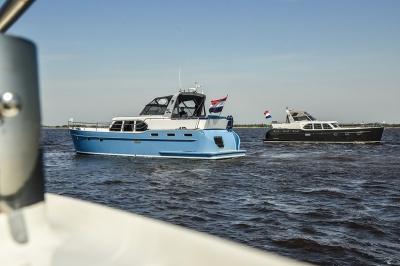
[264,109,384,143]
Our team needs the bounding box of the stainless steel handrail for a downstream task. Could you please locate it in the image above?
[0,0,35,33]
[68,121,111,131]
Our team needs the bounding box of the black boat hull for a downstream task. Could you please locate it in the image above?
[263,127,384,143]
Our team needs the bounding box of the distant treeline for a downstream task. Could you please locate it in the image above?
[340,123,400,128]
[234,124,271,128]
[43,125,69,128]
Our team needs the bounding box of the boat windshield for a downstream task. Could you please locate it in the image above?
[291,111,317,121]
[140,96,173,115]
[173,93,206,118]
[304,112,317,121]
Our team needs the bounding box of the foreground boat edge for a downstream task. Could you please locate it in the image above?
[0,193,311,265]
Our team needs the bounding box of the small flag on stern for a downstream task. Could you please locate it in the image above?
[264,110,272,119]
[209,96,227,113]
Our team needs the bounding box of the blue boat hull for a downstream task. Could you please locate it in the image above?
[70,129,245,159]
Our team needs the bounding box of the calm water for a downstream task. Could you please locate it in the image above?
[43,128,400,266]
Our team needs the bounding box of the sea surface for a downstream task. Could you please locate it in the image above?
[43,128,400,266]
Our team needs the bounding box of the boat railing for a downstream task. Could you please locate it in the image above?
[339,123,384,128]
[68,115,231,131]
[68,121,111,131]
[271,121,383,128]
[143,116,203,129]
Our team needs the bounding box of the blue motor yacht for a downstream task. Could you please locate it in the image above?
[69,86,245,159]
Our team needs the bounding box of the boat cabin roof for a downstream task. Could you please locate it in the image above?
[270,108,340,129]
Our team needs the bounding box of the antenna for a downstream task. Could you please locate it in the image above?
[178,68,182,91]
[195,81,201,90]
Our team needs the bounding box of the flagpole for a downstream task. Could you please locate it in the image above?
[219,95,228,117]
[217,95,227,117]
[178,68,181,91]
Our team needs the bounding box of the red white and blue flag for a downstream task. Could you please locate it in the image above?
[264,110,272,119]
[209,96,227,113]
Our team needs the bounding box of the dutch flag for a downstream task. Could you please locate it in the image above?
[264,110,272,119]
[209,96,227,113]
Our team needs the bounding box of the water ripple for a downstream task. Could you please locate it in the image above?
[43,128,400,266]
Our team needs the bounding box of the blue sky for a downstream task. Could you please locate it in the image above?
[7,0,400,125]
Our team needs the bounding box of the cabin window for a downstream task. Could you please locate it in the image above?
[314,124,322,129]
[167,133,175,136]
[173,94,206,118]
[299,116,309,121]
[110,121,123,131]
[140,96,172,115]
[303,124,313,130]
[141,105,166,115]
[135,120,148,131]
[123,121,134,131]
[305,112,317,121]
[119,120,148,132]
[214,136,224,148]
[322,124,332,129]
[331,123,339,128]
[184,133,193,137]
[151,133,158,136]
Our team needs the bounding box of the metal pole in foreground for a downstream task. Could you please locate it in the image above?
[0,0,35,33]
[0,0,40,244]
[0,33,44,210]
[0,34,44,242]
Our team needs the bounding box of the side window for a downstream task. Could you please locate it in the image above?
[139,96,171,115]
[322,123,332,129]
[135,120,148,131]
[110,121,123,131]
[314,124,322,129]
[303,124,313,129]
[123,121,134,131]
